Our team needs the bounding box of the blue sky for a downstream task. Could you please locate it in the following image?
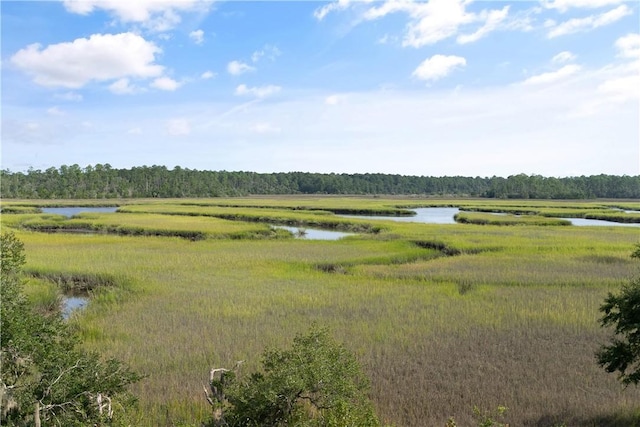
[2,0,638,177]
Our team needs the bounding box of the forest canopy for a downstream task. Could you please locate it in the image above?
[1,165,638,199]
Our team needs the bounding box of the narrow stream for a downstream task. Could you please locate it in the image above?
[62,296,88,319]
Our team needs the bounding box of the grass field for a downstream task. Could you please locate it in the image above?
[2,197,640,426]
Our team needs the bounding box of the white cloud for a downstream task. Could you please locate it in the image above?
[547,5,631,38]
[227,60,256,75]
[457,6,510,44]
[325,94,347,105]
[128,127,143,135]
[235,84,281,98]
[523,64,582,85]
[11,33,163,89]
[615,33,640,59]
[250,122,281,134]
[167,118,191,136]
[552,51,577,63]
[151,76,182,91]
[588,34,640,106]
[362,0,510,48]
[412,55,466,82]
[109,78,137,95]
[54,92,83,102]
[542,0,625,12]
[201,70,216,79]
[403,1,475,47]
[189,29,204,45]
[314,0,352,20]
[597,74,640,103]
[377,34,391,44]
[62,0,213,32]
[46,107,65,116]
[251,45,282,63]
[314,0,519,48]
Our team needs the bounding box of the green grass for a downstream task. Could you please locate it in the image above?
[16,212,288,240]
[118,203,386,232]
[454,211,571,226]
[3,197,640,426]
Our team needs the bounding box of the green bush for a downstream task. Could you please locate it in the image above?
[205,326,381,427]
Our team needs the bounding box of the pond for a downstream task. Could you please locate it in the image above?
[62,296,88,319]
[339,208,460,224]
[274,226,355,240]
[41,206,118,217]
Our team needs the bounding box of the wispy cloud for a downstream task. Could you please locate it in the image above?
[166,118,191,136]
[313,0,352,21]
[201,70,216,79]
[552,51,577,63]
[457,6,510,44]
[62,0,213,32]
[250,122,281,134]
[189,29,204,45]
[46,106,65,116]
[151,77,182,91]
[54,92,83,102]
[251,44,281,63]
[542,0,625,12]
[109,78,138,95]
[235,84,281,98]
[547,4,631,38]
[523,64,582,85]
[412,55,466,82]
[227,60,256,76]
[615,33,640,59]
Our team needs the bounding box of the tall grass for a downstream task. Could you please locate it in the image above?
[5,197,640,426]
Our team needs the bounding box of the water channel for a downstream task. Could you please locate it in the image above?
[274,226,354,240]
[338,207,640,227]
[339,208,460,224]
[41,206,118,217]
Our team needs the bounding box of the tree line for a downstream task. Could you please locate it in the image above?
[1,164,638,199]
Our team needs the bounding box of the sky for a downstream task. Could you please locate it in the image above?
[1,0,639,177]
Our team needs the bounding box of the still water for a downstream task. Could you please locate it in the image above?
[339,208,639,227]
[62,296,88,319]
[41,207,118,217]
[561,217,640,227]
[274,226,355,240]
[339,208,460,224]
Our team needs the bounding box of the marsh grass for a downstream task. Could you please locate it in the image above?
[13,212,292,240]
[118,204,386,232]
[4,197,640,426]
[23,276,62,315]
[454,212,571,226]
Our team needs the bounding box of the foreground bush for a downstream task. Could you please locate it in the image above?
[205,326,381,427]
[0,231,140,426]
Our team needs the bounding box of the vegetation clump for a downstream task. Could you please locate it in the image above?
[204,326,380,427]
[597,246,640,386]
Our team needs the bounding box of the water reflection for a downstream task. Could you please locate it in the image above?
[561,217,640,227]
[339,207,639,227]
[339,208,459,224]
[62,296,88,319]
[41,207,117,217]
[274,226,354,240]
